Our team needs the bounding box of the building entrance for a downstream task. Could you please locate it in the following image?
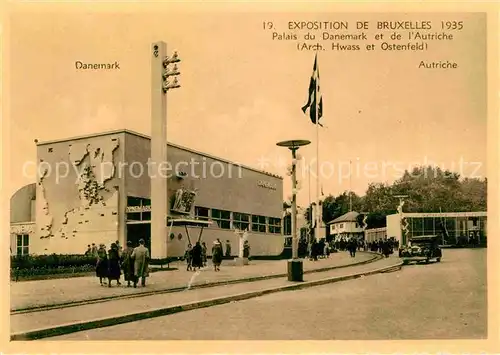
[126,222,151,252]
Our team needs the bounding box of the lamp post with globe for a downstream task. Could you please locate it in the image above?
[277,139,311,281]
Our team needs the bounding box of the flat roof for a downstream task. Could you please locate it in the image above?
[35,129,283,180]
[398,212,487,218]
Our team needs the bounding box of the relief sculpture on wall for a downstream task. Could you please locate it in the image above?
[45,137,121,240]
[38,162,53,239]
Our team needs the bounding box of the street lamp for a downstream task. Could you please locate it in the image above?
[162,51,181,93]
[277,139,311,282]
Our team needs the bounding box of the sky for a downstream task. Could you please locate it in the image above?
[6,9,487,207]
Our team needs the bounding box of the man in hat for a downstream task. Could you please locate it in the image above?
[131,238,150,287]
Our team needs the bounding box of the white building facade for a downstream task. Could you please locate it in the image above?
[327,211,364,241]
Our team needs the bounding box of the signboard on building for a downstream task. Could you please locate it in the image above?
[171,188,197,214]
[126,205,152,213]
[257,180,277,190]
[402,212,487,218]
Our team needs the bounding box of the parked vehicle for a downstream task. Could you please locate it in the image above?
[399,235,442,265]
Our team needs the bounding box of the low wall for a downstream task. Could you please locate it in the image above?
[165,226,285,257]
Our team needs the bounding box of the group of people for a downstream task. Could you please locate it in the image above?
[304,236,399,260]
[307,238,331,261]
[367,238,397,257]
[184,238,251,271]
[93,239,150,288]
[185,239,225,271]
[185,241,208,271]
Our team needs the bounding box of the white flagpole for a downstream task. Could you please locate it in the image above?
[349,160,352,212]
[315,52,320,242]
[308,166,311,245]
[308,167,311,209]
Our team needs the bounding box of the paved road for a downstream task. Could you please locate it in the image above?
[12,255,397,335]
[52,248,486,340]
[11,252,373,311]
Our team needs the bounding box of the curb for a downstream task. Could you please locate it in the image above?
[10,259,402,341]
[11,252,382,315]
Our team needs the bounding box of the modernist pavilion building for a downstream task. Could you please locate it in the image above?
[386,211,487,246]
[10,130,285,258]
[329,211,487,247]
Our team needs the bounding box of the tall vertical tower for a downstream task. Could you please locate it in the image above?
[150,41,168,259]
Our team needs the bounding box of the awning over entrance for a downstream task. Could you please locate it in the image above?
[167,217,213,245]
[167,217,212,228]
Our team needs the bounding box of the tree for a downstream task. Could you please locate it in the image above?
[297,165,486,232]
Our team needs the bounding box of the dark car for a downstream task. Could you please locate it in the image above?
[398,235,442,265]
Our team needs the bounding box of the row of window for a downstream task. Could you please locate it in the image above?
[125,197,282,234]
[195,207,282,234]
[332,222,360,229]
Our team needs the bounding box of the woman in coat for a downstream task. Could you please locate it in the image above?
[120,240,135,287]
[95,244,108,286]
[107,243,122,287]
[192,242,203,270]
[211,239,223,271]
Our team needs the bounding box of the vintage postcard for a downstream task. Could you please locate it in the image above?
[2,1,499,354]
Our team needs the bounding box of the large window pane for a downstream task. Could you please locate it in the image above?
[195,207,210,220]
[269,217,282,234]
[15,235,29,255]
[423,217,434,235]
[127,196,142,206]
[212,209,231,230]
[252,215,267,233]
[234,212,250,231]
[127,212,141,221]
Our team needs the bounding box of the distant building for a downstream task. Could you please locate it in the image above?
[386,211,487,246]
[364,227,387,243]
[327,211,364,241]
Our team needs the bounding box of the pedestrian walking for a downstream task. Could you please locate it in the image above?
[131,238,150,288]
[311,239,319,261]
[115,240,123,258]
[91,243,98,257]
[192,242,203,270]
[212,239,223,271]
[324,242,330,258]
[243,240,251,258]
[225,240,232,257]
[107,243,122,287]
[185,244,193,271]
[95,244,108,286]
[121,240,135,287]
[381,239,391,258]
[348,239,357,257]
[201,241,208,266]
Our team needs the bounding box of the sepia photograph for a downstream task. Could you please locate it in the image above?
[3,3,498,351]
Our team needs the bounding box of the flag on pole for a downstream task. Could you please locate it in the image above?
[301,53,323,126]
